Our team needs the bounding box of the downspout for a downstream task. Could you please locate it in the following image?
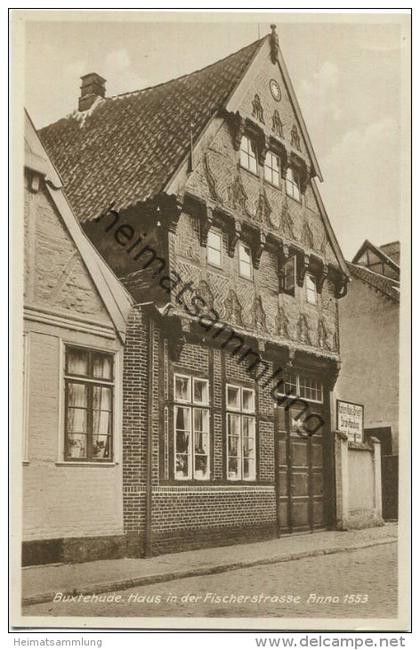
[144,314,154,557]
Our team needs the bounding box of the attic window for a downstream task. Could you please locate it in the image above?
[239,136,258,175]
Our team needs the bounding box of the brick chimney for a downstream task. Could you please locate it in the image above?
[79,73,106,111]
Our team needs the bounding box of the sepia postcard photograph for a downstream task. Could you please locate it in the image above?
[10,8,411,632]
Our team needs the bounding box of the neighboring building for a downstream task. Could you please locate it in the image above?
[39,27,353,556]
[335,240,400,521]
[336,240,400,453]
[23,111,133,565]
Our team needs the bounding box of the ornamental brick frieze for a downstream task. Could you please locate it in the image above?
[280,201,296,241]
[251,94,265,124]
[272,110,284,138]
[196,279,215,311]
[275,305,291,339]
[301,220,314,251]
[250,295,268,332]
[291,124,302,152]
[317,318,330,350]
[223,288,244,327]
[207,271,229,314]
[227,172,251,217]
[255,187,277,229]
[296,313,312,346]
[203,151,225,204]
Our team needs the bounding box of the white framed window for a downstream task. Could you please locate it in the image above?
[264,151,281,187]
[286,167,301,202]
[299,375,323,403]
[239,135,258,174]
[305,274,317,305]
[207,229,222,268]
[239,241,253,279]
[282,255,296,297]
[226,384,256,481]
[174,374,210,480]
[64,346,114,461]
[276,373,323,404]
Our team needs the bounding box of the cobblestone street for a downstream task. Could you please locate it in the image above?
[23,542,397,619]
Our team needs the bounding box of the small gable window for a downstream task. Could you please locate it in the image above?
[305,274,317,305]
[240,135,258,175]
[239,241,253,279]
[207,229,222,268]
[282,255,296,297]
[286,167,301,203]
[264,151,281,188]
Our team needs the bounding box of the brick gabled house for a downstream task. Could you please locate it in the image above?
[40,26,350,557]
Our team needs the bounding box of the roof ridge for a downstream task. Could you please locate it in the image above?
[349,261,399,284]
[106,36,266,102]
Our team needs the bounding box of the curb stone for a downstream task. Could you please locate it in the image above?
[22,536,397,607]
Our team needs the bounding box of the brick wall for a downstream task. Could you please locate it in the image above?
[121,318,280,555]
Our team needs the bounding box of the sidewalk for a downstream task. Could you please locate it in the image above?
[22,523,398,607]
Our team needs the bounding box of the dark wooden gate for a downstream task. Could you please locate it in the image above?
[275,400,331,533]
[365,426,398,520]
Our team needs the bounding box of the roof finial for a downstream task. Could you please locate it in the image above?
[270,24,279,64]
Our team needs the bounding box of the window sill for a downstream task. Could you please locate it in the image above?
[207,260,223,270]
[264,178,282,191]
[239,165,259,179]
[55,461,119,467]
[286,193,302,205]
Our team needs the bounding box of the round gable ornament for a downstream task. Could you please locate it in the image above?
[269,78,281,102]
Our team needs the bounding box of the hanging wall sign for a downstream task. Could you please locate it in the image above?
[336,400,364,443]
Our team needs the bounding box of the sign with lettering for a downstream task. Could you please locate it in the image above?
[336,400,364,443]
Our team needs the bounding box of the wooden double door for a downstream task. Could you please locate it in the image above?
[275,400,333,533]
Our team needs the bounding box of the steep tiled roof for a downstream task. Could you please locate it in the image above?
[348,262,400,303]
[25,110,133,340]
[379,241,400,265]
[39,38,264,223]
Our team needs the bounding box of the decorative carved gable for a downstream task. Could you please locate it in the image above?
[272,110,284,138]
[275,305,290,338]
[317,318,330,350]
[255,187,277,227]
[280,201,296,240]
[227,173,250,217]
[297,313,312,345]
[291,124,301,151]
[203,151,225,203]
[224,289,244,327]
[197,280,215,311]
[251,295,267,332]
[251,94,265,123]
[302,221,314,251]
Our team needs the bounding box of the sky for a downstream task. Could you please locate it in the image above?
[23,14,409,259]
